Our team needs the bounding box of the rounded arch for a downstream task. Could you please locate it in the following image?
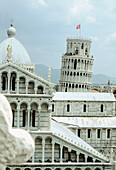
[45,137,52,162]
[84,168,92,170]
[28,80,35,94]
[75,47,79,54]
[19,76,26,94]
[94,168,102,170]
[1,71,8,91]
[30,102,38,127]
[35,137,42,163]
[65,168,72,170]
[20,100,29,106]
[6,168,11,170]
[10,71,17,91]
[10,71,17,75]
[74,59,77,69]
[10,102,17,127]
[24,168,31,170]
[75,168,82,170]
[41,102,49,112]
[19,75,26,79]
[20,102,28,127]
[85,48,88,55]
[34,168,41,170]
[35,135,43,141]
[37,85,44,94]
[45,136,53,141]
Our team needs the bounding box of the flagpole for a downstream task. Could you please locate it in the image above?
[80,24,81,38]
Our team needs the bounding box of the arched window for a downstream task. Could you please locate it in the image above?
[28,81,34,94]
[76,84,78,88]
[83,104,86,112]
[67,104,70,112]
[32,110,35,127]
[10,72,16,91]
[11,103,17,127]
[97,129,101,138]
[85,48,88,55]
[70,42,72,48]
[19,77,26,94]
[65,88,67,92]
[77,129,81,137]
[3,77,6,90]
[107,129,110,138]
[6,168,11,170]
[75,47,79,54]
[52,104,54,112]
[81,43,84,49]
[88,129,91,138]
[37,86,43,94]
[12,109,15,127]
[22,110,26,127]
[41,103,48,112]
[101,104,103,112]
[2,72,8,91]
[74,59,77,70]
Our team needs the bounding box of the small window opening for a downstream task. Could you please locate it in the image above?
[97,129,101,138]
[67,104,70,112]
[81,43,84,49]
[88,129,91,138]
[23,110,26,127]
[83,104,86,112]
[107,129,110,138]
[101,104,103,112]
[32,110,35,127]
[78,129,81,137]
[12,110,15,127]
[52,104,54,112]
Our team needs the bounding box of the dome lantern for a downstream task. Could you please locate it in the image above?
[7,24,16,38]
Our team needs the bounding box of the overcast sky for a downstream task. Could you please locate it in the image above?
[0,0,116,77]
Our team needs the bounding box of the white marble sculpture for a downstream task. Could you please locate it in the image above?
[7,44,12,61]
[0,94,35,169]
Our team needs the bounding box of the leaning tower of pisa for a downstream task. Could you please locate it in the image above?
[59,38,94,92]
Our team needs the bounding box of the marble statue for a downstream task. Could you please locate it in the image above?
[7,45,12,61]
[0,94,35,169]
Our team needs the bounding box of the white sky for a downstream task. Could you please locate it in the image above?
[0,0,116,77]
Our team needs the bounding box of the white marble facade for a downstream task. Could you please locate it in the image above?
[0,25,115,170]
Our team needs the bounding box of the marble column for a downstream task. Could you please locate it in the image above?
[8,72,10,93]
[26,82,28,94]
[16,78,19,94]
[52,140,55,163]
[32,153,34,163]
[76,152,79,162]
[17,107,20,128]
[27,106,30,130]
[85,155,88,162]
[38,105,41,130]
[42,139,45,163]
[60,146,63,163]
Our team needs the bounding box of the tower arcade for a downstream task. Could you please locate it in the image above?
[59,38,94,92]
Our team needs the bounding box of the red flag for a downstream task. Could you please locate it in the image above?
[76,24,81,29]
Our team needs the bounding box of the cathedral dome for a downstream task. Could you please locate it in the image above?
[0,25,31,64]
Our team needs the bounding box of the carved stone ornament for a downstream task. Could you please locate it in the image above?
[0,94,35,169]
[7,44,12,61]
